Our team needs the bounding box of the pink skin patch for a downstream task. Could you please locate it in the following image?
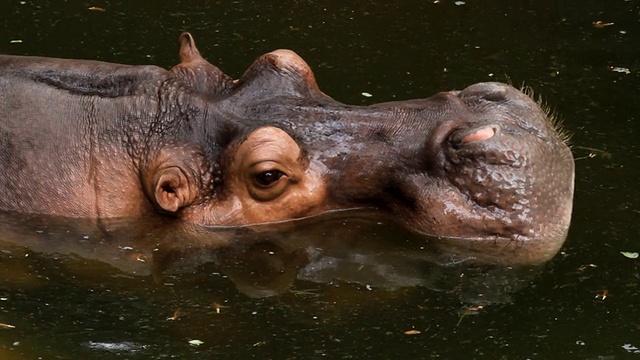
[461,126,495,144]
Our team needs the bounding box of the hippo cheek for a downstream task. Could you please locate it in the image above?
[391,176,517,240]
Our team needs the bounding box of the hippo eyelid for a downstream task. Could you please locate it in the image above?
[248,160,288,177]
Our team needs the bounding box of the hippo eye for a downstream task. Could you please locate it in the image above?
[254,170,285,188]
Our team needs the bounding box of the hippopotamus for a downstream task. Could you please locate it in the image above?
[0,33,574,263]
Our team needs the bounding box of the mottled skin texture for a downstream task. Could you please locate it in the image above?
[0,33,574,264]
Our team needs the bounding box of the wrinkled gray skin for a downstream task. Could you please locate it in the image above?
[0,33,574,264]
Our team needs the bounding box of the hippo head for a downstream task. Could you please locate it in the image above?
[151,33,574,262]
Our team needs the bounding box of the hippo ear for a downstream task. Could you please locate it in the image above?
[152,167,195,214]
[172,32,234,95]
[178,32,205,63]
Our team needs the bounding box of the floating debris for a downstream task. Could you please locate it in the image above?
[135,254,147,262]
[290,289,320,297]
[594,290,609,300]
[88,6,106,12]
[457,305,484,326]
[404,329,421,335]
[577,263,598,272]
[361,92,373,98]
[166,309,181,321]
[212,302,227,314]
[572,146,612,161]
[609,66,631,74]
[85,341,147,352]
[9,40,23,44]
[593,21,614,28]
[620,252,639,259]
[188,339,204,347]
[0,323,16,329]
[622,343,640,354]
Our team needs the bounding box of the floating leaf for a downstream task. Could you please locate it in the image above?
[0,323,15,329]
[188,339,204,346]
[620,251,639,259]
[361,92,373,98]
[622,343,640,354]
[609,66,631,74]
[166,309,181,321]
[404,329,421,335]
[88,6,106,12]
[593,21,614,28]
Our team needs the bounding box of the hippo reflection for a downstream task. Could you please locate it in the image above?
[0,33,574,264]
[0,211,539,302]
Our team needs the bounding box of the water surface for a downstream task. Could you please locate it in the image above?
[1,0,639,359]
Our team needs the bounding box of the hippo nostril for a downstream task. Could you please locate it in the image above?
[450,125,499,147]
[480,89,508,102]
[461,126,496,143]
[459,82,510,102]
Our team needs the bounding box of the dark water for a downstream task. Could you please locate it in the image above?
[1,0,639,359]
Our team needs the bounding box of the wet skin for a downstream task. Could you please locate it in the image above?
[0,33,574,264]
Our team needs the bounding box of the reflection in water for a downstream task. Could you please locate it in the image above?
[0,210,542,304]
